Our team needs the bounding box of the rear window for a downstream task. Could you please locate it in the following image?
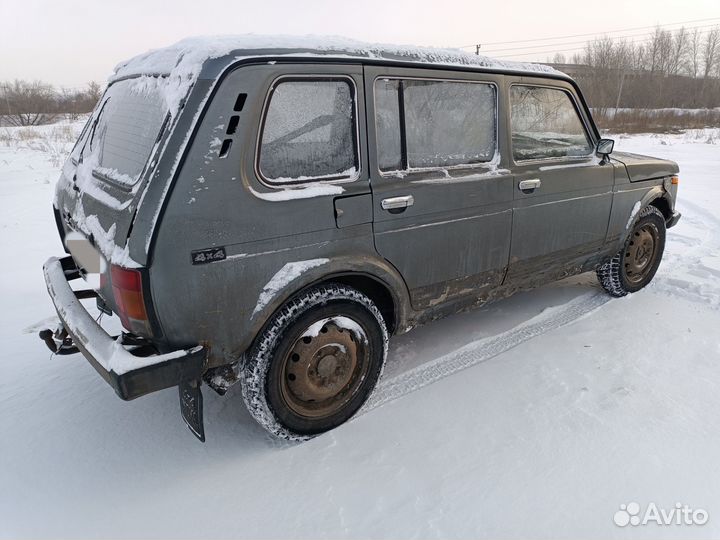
[258,78,358,184]
[81,77,169,187]
[375,78,497,173]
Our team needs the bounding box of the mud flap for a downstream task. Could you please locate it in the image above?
[179,380,205,442]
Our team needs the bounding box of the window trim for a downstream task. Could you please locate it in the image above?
[372,75,499,177]
[509,83,596,166]
[254,74,361,187]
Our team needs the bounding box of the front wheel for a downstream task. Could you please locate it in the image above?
[597,205,666,297]
[241,284,388,440]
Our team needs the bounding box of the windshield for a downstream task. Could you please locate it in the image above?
[79,77,169,187]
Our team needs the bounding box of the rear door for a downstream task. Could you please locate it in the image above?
[56,77,171,248]
[505,80,614,281]
[364,66,514,310]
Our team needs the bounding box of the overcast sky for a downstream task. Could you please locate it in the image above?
[1,0,718,88]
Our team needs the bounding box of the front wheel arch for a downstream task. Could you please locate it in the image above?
[649,195,672,221]
[597,205,666,297]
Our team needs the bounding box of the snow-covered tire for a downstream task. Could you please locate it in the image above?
[597,205,666,297]
[241,283,388,440]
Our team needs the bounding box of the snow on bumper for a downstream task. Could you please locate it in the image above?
[43,256,206,400]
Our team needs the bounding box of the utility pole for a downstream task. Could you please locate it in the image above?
[614,69,626,111]
[475,44,481,55]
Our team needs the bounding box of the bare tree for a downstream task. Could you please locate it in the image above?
[86,81,103,103]
[686,28,702,78]
[0,79,103,126]
[702,27,720,79]
[558,26,720,111]
[0,80,58,126]
[668,27,688,76]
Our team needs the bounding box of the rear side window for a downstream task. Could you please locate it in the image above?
[258,79,358,184]
[510,86,593,161]
[374,78,497,173]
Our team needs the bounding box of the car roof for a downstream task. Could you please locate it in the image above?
[110,35,568,84]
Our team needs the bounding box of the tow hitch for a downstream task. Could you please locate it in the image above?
[39,325,79,355]
[39,323,207,442]
[38,324,207,442]
[42,255,208,442]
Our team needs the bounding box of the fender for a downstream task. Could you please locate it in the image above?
[612,185,672,252]
[244,253,413,351]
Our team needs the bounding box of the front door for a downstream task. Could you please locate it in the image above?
[505,81,614,282]
[364,66,514,310]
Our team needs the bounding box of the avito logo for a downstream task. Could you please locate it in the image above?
[614,502,709,527]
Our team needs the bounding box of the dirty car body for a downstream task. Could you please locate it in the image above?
[42,37,680,441]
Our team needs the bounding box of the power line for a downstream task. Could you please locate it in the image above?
[480,23,719,54]
[492,28,717,59]
[456,15,720,49]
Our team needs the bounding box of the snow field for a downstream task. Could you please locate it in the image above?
[1,124,719,539]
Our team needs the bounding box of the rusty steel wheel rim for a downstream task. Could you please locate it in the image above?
[624,223,659,284]
[280,317,370,418]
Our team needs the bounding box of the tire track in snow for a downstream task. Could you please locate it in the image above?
[651,199,720,309]
[360,291,611,414]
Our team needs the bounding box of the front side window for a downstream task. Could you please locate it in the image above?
[510,86,593,161]
[375,78,496,173]
[258,79,357,183]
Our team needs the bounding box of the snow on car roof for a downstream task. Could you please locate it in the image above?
[111,34,563,83]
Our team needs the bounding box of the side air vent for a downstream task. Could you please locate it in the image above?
[233,93,247,112]
[218,139,232,158]
[227,115,240,135]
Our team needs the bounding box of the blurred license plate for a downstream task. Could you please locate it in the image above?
[65,232,104,288]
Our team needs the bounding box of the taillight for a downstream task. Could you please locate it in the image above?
[110,264,150,335]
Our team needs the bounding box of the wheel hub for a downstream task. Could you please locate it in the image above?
[281,318,368,418]
[624,224,659,283]
[317,354,338,377]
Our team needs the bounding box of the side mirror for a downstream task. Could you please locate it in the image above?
[596,138,614,156]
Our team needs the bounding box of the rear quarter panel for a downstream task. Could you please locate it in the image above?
[148,62,410,365]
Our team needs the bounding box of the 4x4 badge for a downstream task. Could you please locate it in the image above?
[191,247,226,265]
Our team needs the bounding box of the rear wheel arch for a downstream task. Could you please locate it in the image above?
[247,260,413,356]
[309,273,400,335]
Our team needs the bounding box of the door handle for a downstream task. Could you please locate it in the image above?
[381,195,414,210]
[518,178,542,191]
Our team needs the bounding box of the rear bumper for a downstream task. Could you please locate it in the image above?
[667,211,682,229]
[43,256,206,400]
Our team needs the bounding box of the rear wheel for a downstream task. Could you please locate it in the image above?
[597,205,666,297]
[241,284,388,440]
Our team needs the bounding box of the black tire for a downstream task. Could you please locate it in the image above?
[241,283,388,440]
[597,205,666,297]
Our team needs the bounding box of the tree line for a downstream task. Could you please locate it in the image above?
[3,28,720,131]
[0,80,102,126]
[552,26,720,111]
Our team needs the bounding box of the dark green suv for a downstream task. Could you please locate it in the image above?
[42,37,681,441]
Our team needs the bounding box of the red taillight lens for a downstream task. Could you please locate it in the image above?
[110,265,149,333]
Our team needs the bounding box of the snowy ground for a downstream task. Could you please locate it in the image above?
[1,121,720,539]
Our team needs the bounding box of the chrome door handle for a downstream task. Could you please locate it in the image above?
[381,195,414,210]
[518,178,541,191]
